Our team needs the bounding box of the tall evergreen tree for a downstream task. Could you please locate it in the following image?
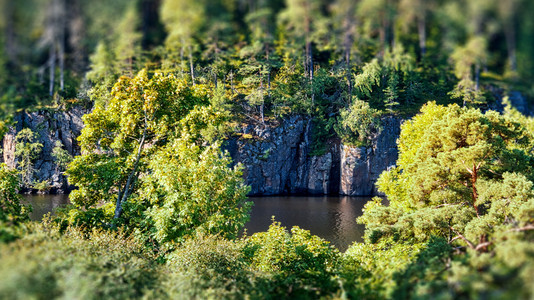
[160,0,204,82]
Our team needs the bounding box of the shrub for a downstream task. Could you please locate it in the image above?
[0,222,161,299]
[163,234,253,299]
[0,164,30,242]
[334,98,381,147]
[244,220,340,299]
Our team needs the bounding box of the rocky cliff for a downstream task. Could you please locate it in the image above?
[2,107,401,196]
[225,116,402,196]
[1,106,87,193]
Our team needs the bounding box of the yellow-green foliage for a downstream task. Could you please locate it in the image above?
[67,69,209,210]
[359,102,534,298]
[341,239,423,298]
[0,164,30,242]
[340,237,450,299]
[14,128,43,186]
[244,220,340,298]
[335,97,381,146]
[141,137,251,244]
[163,234,252,299]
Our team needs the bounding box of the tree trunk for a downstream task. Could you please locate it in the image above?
[308,42,314,80]
[188,45,195,85]
[67,0,85,75]
[49,47,56,96]
[344,18,352,66]
[4,2,17,64]
[343,15,354,97]
[304,2,313,81]
[504,22,517,72]
[114,128,146,219]
[379,16,386,57]
[59,40,65,92]
[417,17,426,57]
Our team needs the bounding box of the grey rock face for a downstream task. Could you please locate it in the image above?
[225,116,309,195]
[1,106,88,193]
[340,117,401,195]
[3,106,400,196]
[508,91,532,116]
[227,115,401,196]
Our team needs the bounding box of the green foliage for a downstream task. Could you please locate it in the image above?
[55,203,114,232]
[270,60,310,117]
[353,46,418,111]
[32,180,51,194]
[3,1,534,298]
[244,220,340,298]
[66,69,251,252]
[449,37,488,106]
[178,103,233,145]
[340,237,450,299]
[377,102,533,211]
[0,164,30,242]
[85,2,144,106]
[358,102,534,298]
[14,128,43,186]
[67,69,209,210]
[140,138,251,244]
[335,98,381,146]
[310,69,345,153]
[86,42,120,104]
[0,223,161,299]
[162,225,344,299]
[51,140,73,172]
[163,234,253,299]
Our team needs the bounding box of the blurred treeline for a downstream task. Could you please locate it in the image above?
[1,0,533,130]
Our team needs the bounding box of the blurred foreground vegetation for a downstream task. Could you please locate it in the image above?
[1,0,534,298]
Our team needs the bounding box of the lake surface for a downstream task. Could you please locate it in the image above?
[23,194,372,251]
[22,194,71,220]
[245,196,371,251]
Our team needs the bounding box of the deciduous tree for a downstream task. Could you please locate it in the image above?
[67,70,208,219]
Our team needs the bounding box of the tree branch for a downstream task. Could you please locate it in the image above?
[449,226,476,249]
[475,241,492,251]
[509,224,534,232]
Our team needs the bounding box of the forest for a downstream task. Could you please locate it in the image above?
[1,0,534,298]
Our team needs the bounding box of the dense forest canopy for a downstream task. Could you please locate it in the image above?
[0,0,533,125]
[0,0,534,299]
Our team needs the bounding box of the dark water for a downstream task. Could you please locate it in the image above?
[23,194,371,251]
[22,194,70,221]
[244,196,372,251]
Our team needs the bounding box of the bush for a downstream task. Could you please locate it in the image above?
[0,222,161,299]
[244,220,340,299]
[334,98,381,147]
[163,234,253,299]
[0,163,30,243]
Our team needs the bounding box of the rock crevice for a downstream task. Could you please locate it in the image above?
[226,116,402,196]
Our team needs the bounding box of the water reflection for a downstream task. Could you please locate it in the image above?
[244,196,372,251]
[22,194,70,221]
[22,194,372,252]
